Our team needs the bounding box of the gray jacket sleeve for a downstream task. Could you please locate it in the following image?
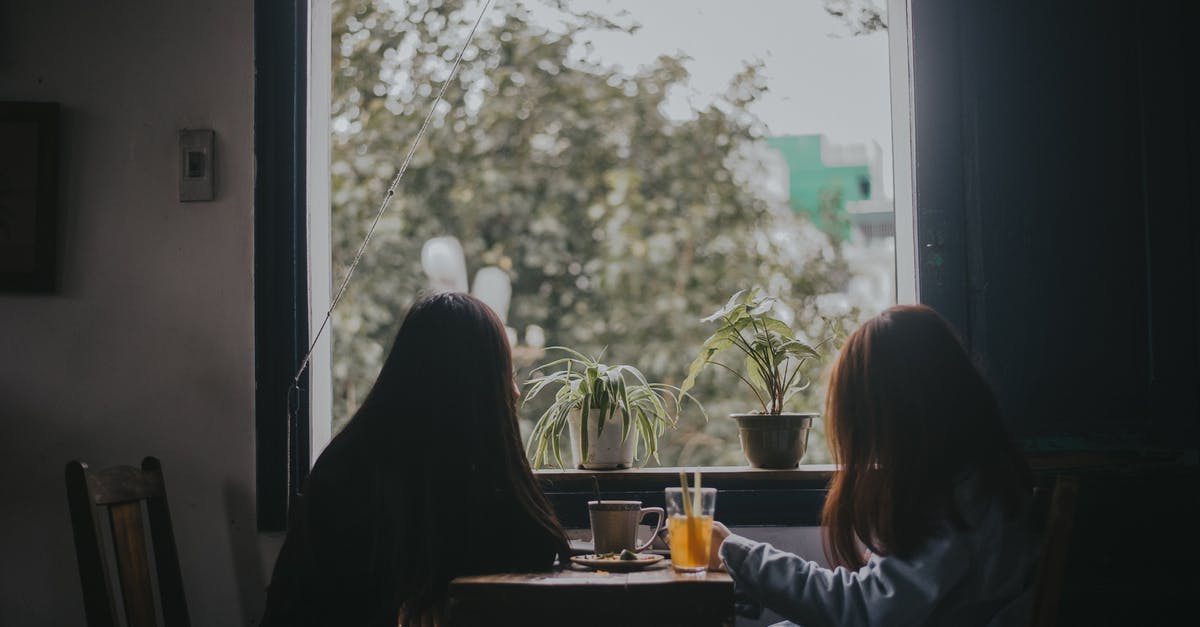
[718,530,971,627]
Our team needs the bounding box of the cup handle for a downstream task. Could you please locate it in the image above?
[635,507,665,552]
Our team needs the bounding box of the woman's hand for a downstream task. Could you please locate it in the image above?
[708,521,731,571]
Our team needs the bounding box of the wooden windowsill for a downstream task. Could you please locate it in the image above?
[535,465,835,491]
[536,464,836,478]
[536,466,835,527]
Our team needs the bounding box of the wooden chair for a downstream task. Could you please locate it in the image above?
[65,457,190,627]
[1028,474,1080,627]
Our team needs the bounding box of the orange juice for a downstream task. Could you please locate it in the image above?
[668,513,713,571]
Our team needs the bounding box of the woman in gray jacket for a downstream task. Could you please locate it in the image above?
[712,305,1038,627]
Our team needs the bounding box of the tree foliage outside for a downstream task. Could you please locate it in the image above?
[823,0,888,36]
[329,0,868,466]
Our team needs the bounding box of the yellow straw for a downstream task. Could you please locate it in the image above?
[688,469,703,565]
[679,471,693,518]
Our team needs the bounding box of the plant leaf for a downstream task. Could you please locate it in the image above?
[551,421,564,469]
[745,352,774,397]
[636,409,653,461]
[541,345,594,363]
[529,421,550,469]
[701,288,748,322]
[780,338,820,359]
[595,381,608,437]
[748,296,776,317]
[579,404,590,463]
[618,375,632,442]
[760,317,796,339]
[523,371,574,404]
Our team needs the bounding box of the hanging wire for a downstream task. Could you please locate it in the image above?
[286,0,496,438]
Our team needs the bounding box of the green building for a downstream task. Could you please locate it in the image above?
[765,134,881,242]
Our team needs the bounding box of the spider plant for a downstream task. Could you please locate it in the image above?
[523,347,700,469]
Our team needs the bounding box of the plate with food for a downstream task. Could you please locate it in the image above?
[569,549,665,572]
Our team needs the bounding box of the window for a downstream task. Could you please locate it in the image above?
[258,0,916,526]
[322,0,911,467]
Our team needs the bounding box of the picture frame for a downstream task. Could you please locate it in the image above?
[0,101,59,293]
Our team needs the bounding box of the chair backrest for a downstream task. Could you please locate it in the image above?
[1028,474,1080,627]
[65,456,190,627]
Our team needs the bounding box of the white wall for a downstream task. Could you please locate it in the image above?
[0,1,268,625]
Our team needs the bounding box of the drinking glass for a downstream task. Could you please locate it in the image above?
[664,487,717,573]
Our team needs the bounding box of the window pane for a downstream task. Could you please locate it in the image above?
[329,0,896,467]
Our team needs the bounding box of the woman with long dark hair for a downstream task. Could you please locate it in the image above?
[711,304,1037,626]
[262,292,568,627]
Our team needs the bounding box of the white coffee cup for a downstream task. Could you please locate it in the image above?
[587,500,665,554]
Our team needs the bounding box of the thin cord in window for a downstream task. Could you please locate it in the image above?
[286,0,496,460]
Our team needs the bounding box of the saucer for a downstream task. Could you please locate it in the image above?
[569,552,665,572]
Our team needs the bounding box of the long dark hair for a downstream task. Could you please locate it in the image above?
[820,304,1031,569]
[336,291,568,622]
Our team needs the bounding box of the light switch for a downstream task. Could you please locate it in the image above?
[179,129,214,201]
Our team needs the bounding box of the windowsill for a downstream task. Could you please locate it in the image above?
[536,464,834,483]
[536,466,835,527]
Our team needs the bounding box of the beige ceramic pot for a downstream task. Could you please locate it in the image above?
[568,407,636,469]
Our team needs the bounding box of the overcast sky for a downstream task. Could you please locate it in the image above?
[519,0,896,194]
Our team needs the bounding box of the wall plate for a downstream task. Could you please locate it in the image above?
[179,129,214,201]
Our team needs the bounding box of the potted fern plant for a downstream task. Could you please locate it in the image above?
[524,347,697,470]
[681,289,828,468]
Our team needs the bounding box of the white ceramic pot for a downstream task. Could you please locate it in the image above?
[568,407,636,470]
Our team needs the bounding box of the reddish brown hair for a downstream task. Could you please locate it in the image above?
[820,305,1031,569]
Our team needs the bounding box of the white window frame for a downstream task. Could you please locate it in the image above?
[303,0,919,461]
[307,0,334,458]
[888,0,918,305]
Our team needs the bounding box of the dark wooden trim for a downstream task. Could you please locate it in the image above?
[536,466,834,528]
[85,466,163,505]
[65,461,117,627]
[908,0,970,338]
[142,457,190,627]
[1029,475,1080,627]
[447,568,734,627]
[1132,0,1200,442]
[107,500,156,627]
[534,456,1188,529]
[906,0,1197,445]
[536,466,836,489]
[254,0,310,532]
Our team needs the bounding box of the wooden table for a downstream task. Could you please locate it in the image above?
[445,561,735,627]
